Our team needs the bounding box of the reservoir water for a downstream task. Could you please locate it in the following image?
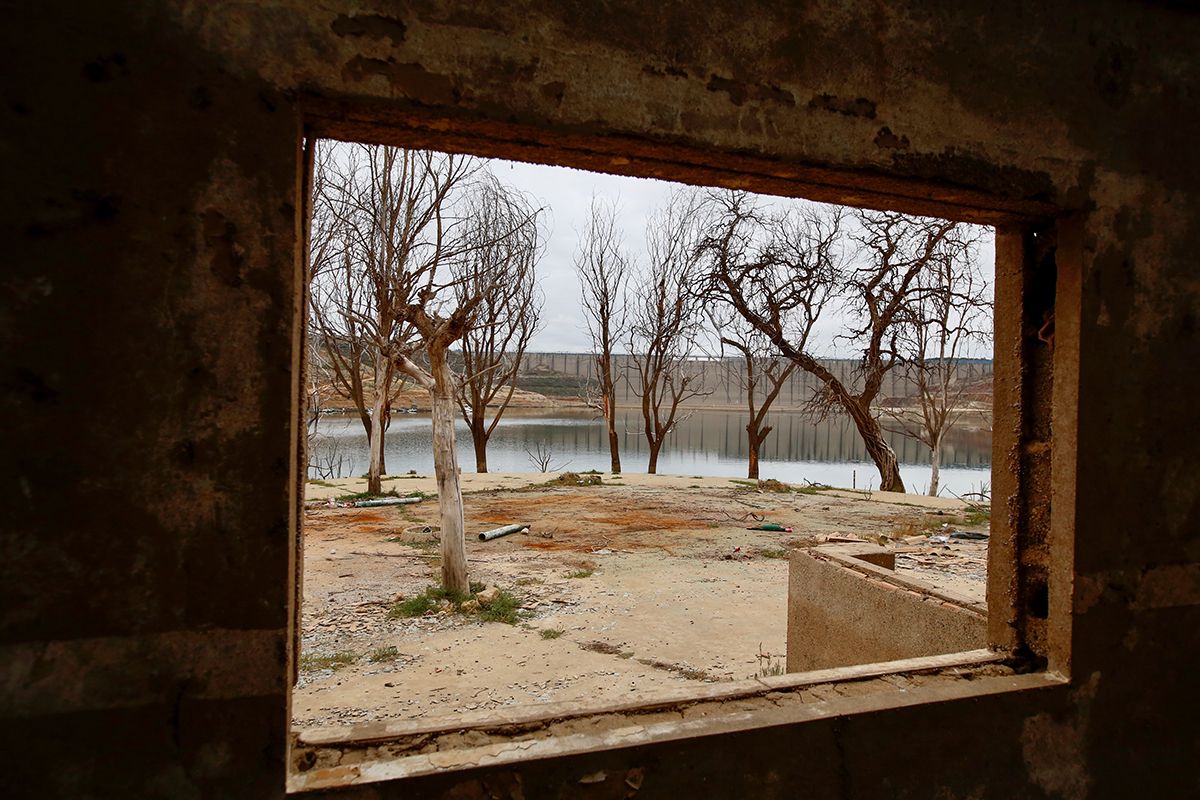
[310,407,991,497]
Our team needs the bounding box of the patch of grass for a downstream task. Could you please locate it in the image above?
[336,489,401,502]
[688,484,701,489]
[470,580,486,594]
[963,508,991,526]
[545,471,603,487]
[387,585,470,618]
[729,478,828,495]
[539,628,565,640]
[566,568,594,579]
[758,661,785,677]
[758,548,789,560]
[308,479,337,488]
[580,640,633,658]
[388,584,525,624]
[479,589,522,624]
[514,576,543,586]
[581,469,602,475]
[388,593,436,618]
[406,538,440,552]
[300,651,358,671]
[635,657,720,682]
[368,646,400,663]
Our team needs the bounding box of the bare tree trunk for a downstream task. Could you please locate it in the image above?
[376,405,388,476]
[747,426,764,480]
[647,442,661,475]
[928,433,942,496]
[604,388,621,474]
[845,399,905,493]
[366,356,387,494]
[430,352,469,595]
[470,413,489,473]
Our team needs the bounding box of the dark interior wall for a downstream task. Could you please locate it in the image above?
[2,2,1197,797]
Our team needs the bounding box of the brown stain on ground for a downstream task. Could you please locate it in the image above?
[470,491,699,552]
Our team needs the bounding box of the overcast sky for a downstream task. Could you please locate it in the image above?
[488,158,995,358]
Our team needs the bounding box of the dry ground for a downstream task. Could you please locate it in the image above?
[294,472,987,733]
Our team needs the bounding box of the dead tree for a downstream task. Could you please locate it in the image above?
[309,142,394,480]
[630,190,709,474]
[453,186,543,473]
[575,197,631,473]
[391,172,539,594]
[311,143,467,493]
[700,190,948,493]
[883,232,991,495]
[706,309,798,479]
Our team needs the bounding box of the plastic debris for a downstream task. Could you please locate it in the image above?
[949,531,989,540]
[355,496,423,508]
[478,523,529,541]
[747,523,793,532]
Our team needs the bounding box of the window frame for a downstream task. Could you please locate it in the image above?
[286,108,1076,792]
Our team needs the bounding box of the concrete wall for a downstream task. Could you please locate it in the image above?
[4,1,1199,797]
[787,548,986,672]
[518,352,993,410]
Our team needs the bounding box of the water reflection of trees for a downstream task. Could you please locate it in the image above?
[488,409,990,469]
[310,408,991,479]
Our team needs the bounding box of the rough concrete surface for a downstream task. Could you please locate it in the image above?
[4,1,1199,798]
[786,548,986,672]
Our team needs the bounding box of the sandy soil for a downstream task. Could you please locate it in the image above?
[294,472,988,733]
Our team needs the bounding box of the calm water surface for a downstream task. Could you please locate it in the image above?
[311,408,990,497]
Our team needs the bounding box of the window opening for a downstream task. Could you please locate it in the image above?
[294,137,997,757]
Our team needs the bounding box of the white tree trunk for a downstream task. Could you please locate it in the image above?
[928,435,942,497]
[430,354,469,594]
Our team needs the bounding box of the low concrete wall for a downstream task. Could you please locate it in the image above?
[786,547,986,673]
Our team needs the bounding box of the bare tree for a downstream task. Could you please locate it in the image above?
[390,172,540,594]
[706,309,798,479]
[311,143,465,493]
[454,188,543,473]
[524,442,570,473]
[883,233,992,495]
[700,190,942,493]
[630,190,710,474]
[575,197,631,473]
[309,142,393,478]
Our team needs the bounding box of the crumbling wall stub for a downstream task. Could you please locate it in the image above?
[4,1,1200,797]
[785,550,986,672]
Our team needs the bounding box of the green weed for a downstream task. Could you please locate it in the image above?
[336,489,400,502]
[299,651,358,671]
[368,646,400,663]
[479,590,522,624]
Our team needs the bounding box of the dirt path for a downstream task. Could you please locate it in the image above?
[294,473,988,733]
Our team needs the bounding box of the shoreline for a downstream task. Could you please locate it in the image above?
[313,403,994,430]
[304,471,972,511]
